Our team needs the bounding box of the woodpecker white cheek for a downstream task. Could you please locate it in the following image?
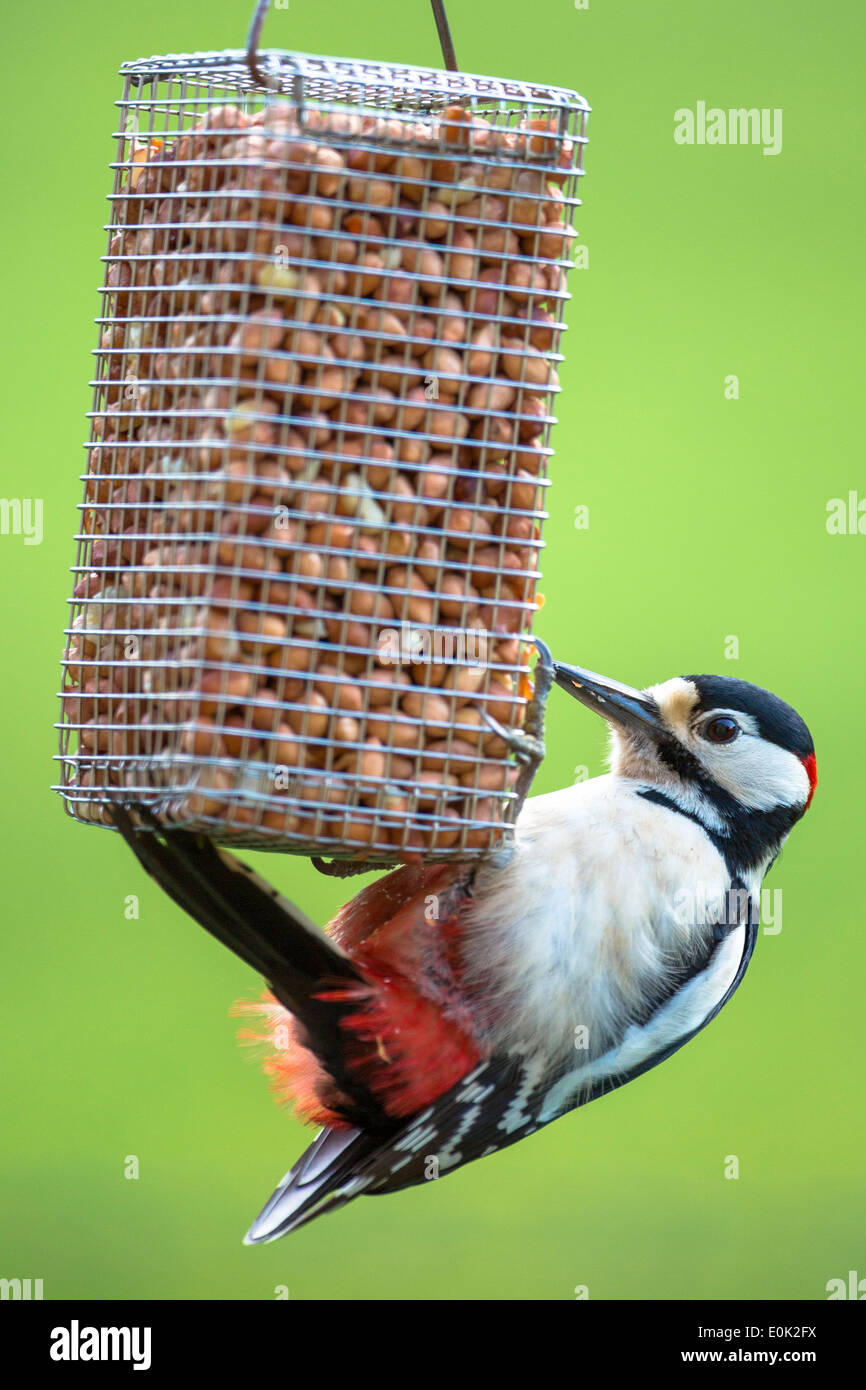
[702,739,811,811]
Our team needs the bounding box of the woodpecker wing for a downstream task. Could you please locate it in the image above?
[242,1052,532,1240]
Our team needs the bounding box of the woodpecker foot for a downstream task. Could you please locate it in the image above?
[522,636,555,743]
[483,637,554,820]
[480,711,545,767]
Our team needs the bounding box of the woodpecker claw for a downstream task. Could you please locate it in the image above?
[479,707,509,742]
[480,708,544,767]
[532,635,555,677]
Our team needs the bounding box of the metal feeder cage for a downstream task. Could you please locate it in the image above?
[55,4,589,865]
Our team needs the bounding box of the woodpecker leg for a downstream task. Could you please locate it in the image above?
[482,637,555,818]
[522,636,555,744]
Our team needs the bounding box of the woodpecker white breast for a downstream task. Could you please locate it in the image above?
[464,776,735,1062]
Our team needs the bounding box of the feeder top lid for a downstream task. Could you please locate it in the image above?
[119,49,590,115]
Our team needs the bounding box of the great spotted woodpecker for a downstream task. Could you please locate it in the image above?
[110,642,816,1241]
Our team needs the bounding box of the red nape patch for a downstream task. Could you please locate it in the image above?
[801,752,818,810]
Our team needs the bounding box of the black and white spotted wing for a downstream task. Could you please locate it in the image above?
[244,1051,548,1240]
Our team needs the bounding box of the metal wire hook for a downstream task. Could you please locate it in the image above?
[246,0,460,87]
[430,0,459,71]
[245,0,278,89]
[246,0,306,122]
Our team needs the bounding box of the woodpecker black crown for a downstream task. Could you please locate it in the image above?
[683,675,814,757]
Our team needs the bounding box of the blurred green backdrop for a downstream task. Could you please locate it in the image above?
[1,0,862,1301]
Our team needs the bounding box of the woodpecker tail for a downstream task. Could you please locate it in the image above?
[108,803,387,1130]
[243,1125,378,1242]
[109,803,502,1240]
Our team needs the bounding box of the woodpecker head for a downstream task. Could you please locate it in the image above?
[552,661,816,874]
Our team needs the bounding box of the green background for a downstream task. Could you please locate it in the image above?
[1,0,862,1301]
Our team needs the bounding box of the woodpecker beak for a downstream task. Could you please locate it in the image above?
[552,661,665,740]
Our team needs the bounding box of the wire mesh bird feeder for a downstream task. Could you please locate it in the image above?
[55,0,589,864]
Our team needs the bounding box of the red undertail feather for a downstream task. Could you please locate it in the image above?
[234,862,484,1126]
[234,998,352,1129]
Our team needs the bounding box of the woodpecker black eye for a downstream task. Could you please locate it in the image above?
[703,716,740,744]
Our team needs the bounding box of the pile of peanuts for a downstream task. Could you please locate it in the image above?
[61,97,578,859]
